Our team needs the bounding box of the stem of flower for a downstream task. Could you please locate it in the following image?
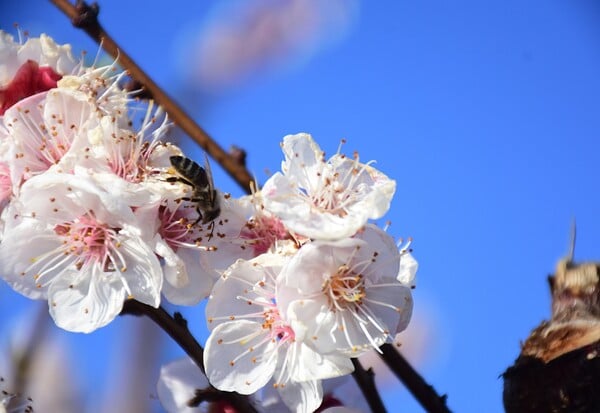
[121,300,259,413]
[351,358,387,413]
[49,0,254,193]
[379,343,452,413]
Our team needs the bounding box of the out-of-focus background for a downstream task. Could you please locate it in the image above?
[1,1,600,412]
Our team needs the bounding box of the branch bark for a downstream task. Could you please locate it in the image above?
[50,0,254,193]
[351,358,387,413]
[121,300,259,413]
[379,344,451,413]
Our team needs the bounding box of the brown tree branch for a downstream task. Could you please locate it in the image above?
[49,0,254,193]
[379,343,452,413]
[121,300,259,413]
[351,358,387,413]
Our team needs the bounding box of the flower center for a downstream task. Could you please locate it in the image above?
[157,205,201,250]
[323,264,366,311]
[309,153,368,219]
[54,214,124,272]
[262,307,295,343]
[310,172,350,217]
[240,215,289,255]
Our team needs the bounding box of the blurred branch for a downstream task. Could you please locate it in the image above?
[379,344,452,413]
[7,303,50,412]
[49,0,254,193]
[121,300,259,413]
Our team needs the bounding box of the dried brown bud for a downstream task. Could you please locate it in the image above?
[503,244,600,412]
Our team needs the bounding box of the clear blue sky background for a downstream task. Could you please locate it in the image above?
[1,1,600,412]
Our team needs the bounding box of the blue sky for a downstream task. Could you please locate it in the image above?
[1,1,600,412]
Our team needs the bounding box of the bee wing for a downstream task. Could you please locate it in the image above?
[203,153,218,202]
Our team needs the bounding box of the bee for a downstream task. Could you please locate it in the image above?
[168,155,221,228]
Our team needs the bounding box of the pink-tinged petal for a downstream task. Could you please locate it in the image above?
[157,357,208,413]
[1,172,163,332]
[48,269,127,333]
[277,378,323,413]
[204,320,277,394]
[0,60,61,115]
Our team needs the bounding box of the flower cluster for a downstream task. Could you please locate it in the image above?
[0,32,221,332]
[0,32,417,413]
[187,132,416,412]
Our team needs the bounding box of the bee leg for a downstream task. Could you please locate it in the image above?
[207,221,216,241]
[165,176,194,187]
[192,206,203,226]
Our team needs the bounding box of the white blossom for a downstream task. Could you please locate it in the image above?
[0,31,78,115]
[262,133,396,240]
[0,31,77,84]
[198,192,301,281]
[204,253,353,413]
[278,224,414,357]
[0,171,162,332]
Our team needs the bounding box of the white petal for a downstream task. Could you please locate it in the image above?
[285,340,354,382]
[162,247,214,306]
[355,224,400,283]
[280,133,324,188]
[3,92,49,182]
[117,230,163,307]
[157,357,208,413]
[364,284,412,336]
[331,155,396,220]
[18,34,77,75]
[398,252,418,287]
[280,238,363,296]
[277,378,323,413]
[0,217,57,299]
[204,320,277,394]
[206,256,284,330]
[48,269,127,333]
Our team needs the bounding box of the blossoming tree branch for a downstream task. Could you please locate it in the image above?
[0,1,452,412]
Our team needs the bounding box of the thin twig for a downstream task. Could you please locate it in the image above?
[351,358,387,413]
[7,303,50,412]
[379,343,452,413]
[121,300,259,413]
[49,0,254,193]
